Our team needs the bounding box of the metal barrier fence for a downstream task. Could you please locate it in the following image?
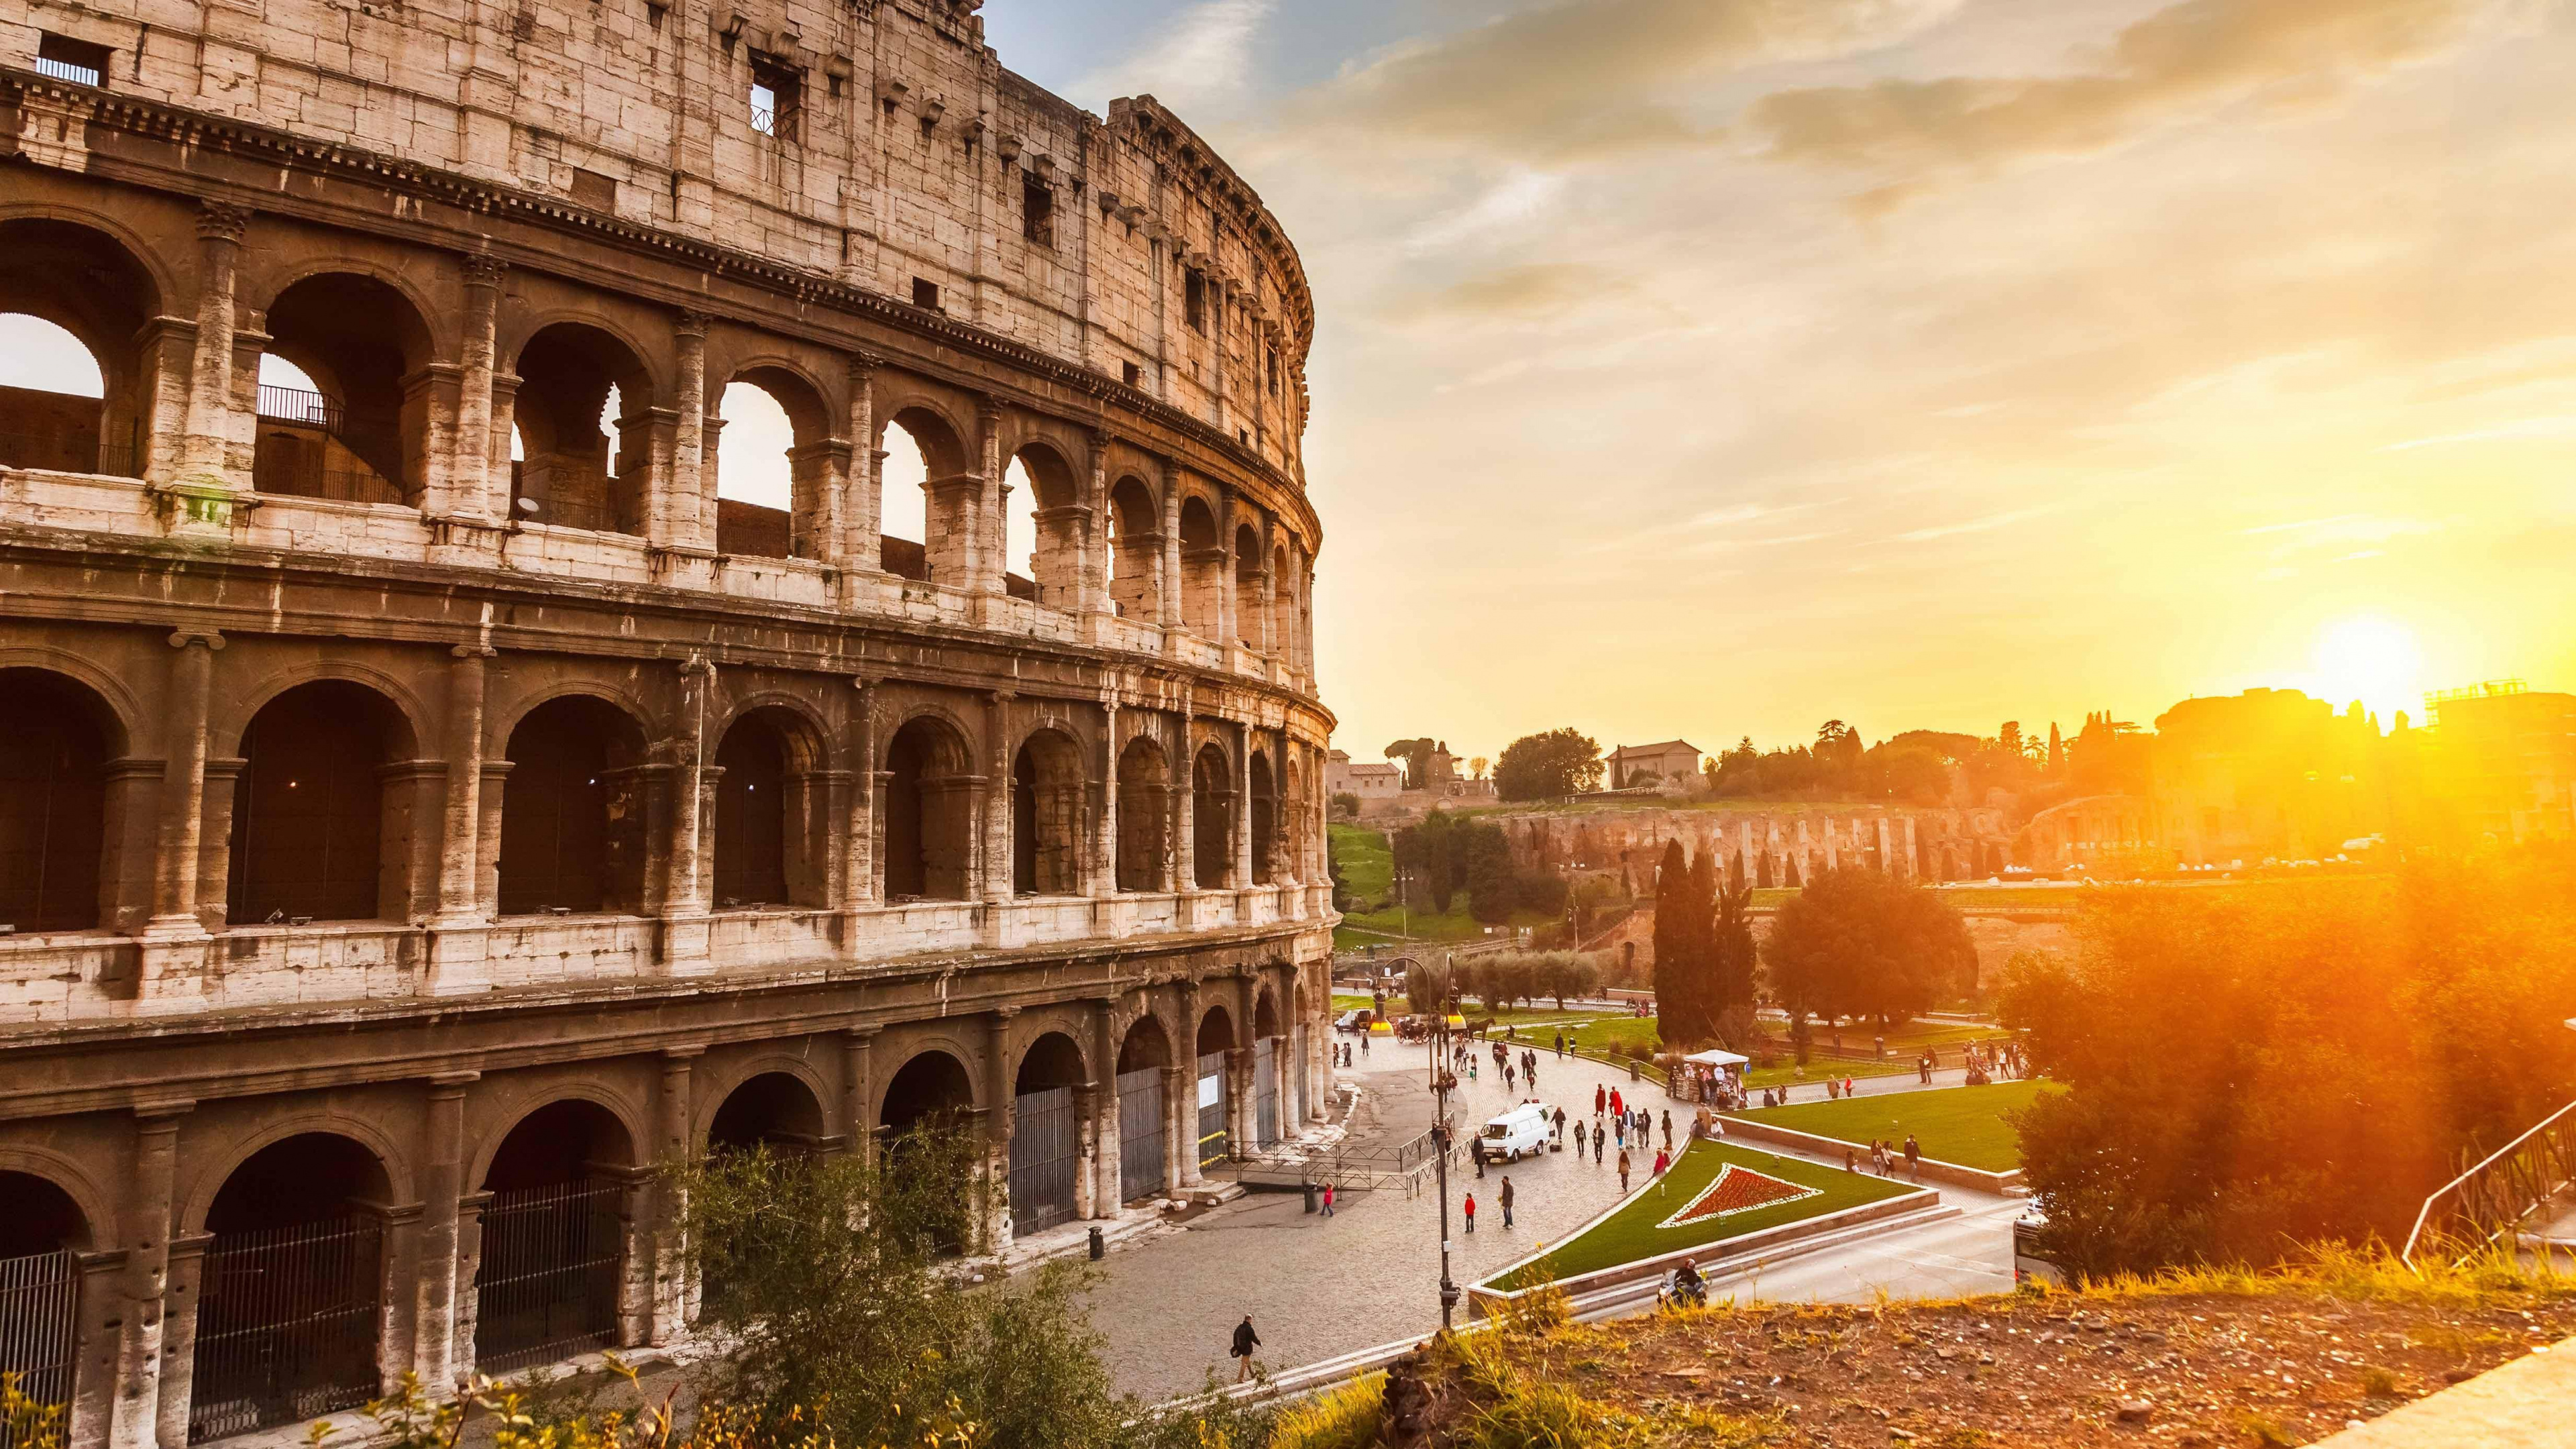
[255,385,343,431]
[188,1216,381,1443]
[474,1181,625,1375]
[0,433,137,478]
[2404,1099,2576,1269]
[1234,1126,1440,1197]
[1195,1052,1229,1168]
[1117,1067,1167,1200]
[1008,1087,1079,1236]
[0,1250,76,1449]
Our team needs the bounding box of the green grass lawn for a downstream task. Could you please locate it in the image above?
[1488,1139,1915,1289]
[1327,823,1553,948]
[1721,1079,2058,1172]
[1330,824,1392,900]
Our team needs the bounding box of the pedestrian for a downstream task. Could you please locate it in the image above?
[1842,1075,1854,1098]
[1594,1083,1607,1116]
[1827,1078,1839,1100]
[1613,1114,1625,1149]
[1843,1146,1858,1173]
[1611,1087,1624,1119]
[1471,1135,1487,1179]
[1464,1191,1477,1233]
[1653,1146,1670,1179]
[1468,1057,1477,1081]
[1360,1033,1369,1057]
[1554,1030,1565,1059]
[1904,1134,1921,1181]
[1660,1110,1672,1151]
[1322,1181,1336,1217]
[1232,1314,1261,1384]
[1552,1106,1566,1143]
[1617,1147,1631,1193]
[1500,1175,1515,1228]
[1593,1122,1605,1163]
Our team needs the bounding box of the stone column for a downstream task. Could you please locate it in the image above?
[1082,427,1112,617]
[108,1102,189,1449]
[1233,721,1254,891]
[841,1026,878,1169]
[434,645,492,924]
[841,354,884,581]
[985,1007,1018,1252]
[1090,996,1120,1215]
[1089,696,1119,900]
[451,254,506,519]
[1157,460,1183,633]
[974,395,1006,596]
[1214,490,1238,649]
[176,201,251,488]
[1175,979,1203,1188]
[659,311,712,552]
[983,691,1015,908]
[649,1046,701,1344]
[661,657,716,969]
[145,632,221,938]
[843,678,881,914]
[1170,708,1195,894]
[152,1231,207,1449]
[411,1071,476,1387]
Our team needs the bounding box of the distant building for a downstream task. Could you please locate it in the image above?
[1327,749,1405,803]
[2427,682,2576,843]
[1607,740,1703,793]
[2149,688,2382,865]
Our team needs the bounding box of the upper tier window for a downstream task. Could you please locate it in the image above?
[36,33,111,87]
[749,54,802,143]
[1024,178,1055,248]
[1185,270,1207,333]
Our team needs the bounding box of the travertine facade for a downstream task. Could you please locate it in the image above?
[0,2,1330,1442]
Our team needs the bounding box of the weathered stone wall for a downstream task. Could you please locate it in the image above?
[1497,804,2019,888]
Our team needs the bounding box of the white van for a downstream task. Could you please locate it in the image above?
[1478,1103,1552,1162]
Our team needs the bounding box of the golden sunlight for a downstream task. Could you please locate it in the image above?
[2311,615,2424,725]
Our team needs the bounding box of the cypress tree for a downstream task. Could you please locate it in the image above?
[1650,839,1689,1034]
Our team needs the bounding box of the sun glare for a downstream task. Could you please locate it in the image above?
[2311,616,2424,726]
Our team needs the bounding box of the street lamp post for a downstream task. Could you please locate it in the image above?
[1428,1017,1460,1327]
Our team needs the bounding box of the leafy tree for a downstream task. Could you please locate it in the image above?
[1384,738,1437,790]
[1493,728,1603,801]
[2003,849,2576,1278]
[1328,843,1351,912]
[1709,851,1759,1048]
[1464,820,1518,924]
[1330,790,1361,820]
[1762,865,1974,1028]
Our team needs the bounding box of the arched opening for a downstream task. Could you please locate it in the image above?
[1114,1016,1171,1200]
[1233,523,1263,650]
[1116,737,1171,893]
[1007,445,1083,609]
[476,1100,635,1375]
[713,368,834,559]
[252,273,434,506]
[1193,1006,1234,1168]
[882,716,972,902]
[193,1134,392,1442]
[1252,985,1285,1149]
[511,323,653,535]
[1011,729,1084,896]
[0,219,160,478]
[1001,454,1039,601]
[1008,1032,1085,1235]
[0,668,117,933]
[706,1072,826,1155]
[1106,476,1161,621]
[877,1049,976,1252]
[1284,759,1307,885]
[1192,743,1234,890]
[0,1171,89,1422]
[227,681,411,925]
[498,696,649,916]
[1248,750,1277,886]
[879,407,971,586]
[713,707,824,910]
[1177,496,1222,639]
[1270,544,1298,665]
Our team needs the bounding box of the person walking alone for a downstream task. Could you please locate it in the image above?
[1500,1175,1515,1229]
[1617,1146,1632,1193]
[1593,1121,1605,1163]
[1660,1109,1673,1152]
[1595,1083,1607,1117]
[1232,1315,1261,1384]
[1463,1191,1477,1234]
[1904,1134,1922,1181]
[1322,1181,1336,1217]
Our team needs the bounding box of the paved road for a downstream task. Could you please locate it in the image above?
[1079,1038,2019,1401]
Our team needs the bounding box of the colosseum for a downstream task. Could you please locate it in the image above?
[0,1,1333,1442]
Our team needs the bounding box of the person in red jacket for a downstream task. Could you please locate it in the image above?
[1463,1191,1477,1233]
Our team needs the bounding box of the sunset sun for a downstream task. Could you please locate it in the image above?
[2311,615,2425,723]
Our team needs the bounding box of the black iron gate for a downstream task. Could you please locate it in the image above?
[1117,1067,1166,1200]
[189,1216,382,1443]
[1254,1038,1280,1148]
[1008,1087,1079,1236]
[1195,1051,1230,1167]
[0,1249,76,1449]
[474,1180,624,1375]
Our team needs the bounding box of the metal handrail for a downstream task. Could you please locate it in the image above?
[2402,1097,2576,1269]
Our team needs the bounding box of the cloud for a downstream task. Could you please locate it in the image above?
[1383,260,1629,323]
[2380,413,2576,449]
[1292,0,1962,159]
[1077,0,1276,117]
[1751,0,2488,184]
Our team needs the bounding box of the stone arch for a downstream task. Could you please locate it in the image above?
[876,396,974,586]
[1106,474,1162,621]
[1117,1012,1173,1073]
[1116,735,1172,892]
[1191,741,1234,890]
[0,666,127,932]
[1254,982,1283,1040]
[1014,1029,1086,1093]
[1177,495,1222,639]
[471,1095,638,1375]
[1006,1028,1087,1234]
[1011,726,1085,896]
[1195,1001,1236,1057]
[0,213,166,478]
[882,710,975,902]
[510,320,660,535]
[1004,440,1083,610]
[704,1069,829,1152]
[713,703,831,910]
[1247,747,1278,885]
[497,694,653,915]
[469,1089,644,1192]
[0,1148,109,1256]
[225,678,423,925]
[714,358,840,560]
[877,1046,976,1133]
[251,269,440,506]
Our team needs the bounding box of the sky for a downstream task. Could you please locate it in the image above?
[11,0,2571,765]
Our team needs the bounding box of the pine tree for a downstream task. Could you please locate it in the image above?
[1650,839,1690,1038]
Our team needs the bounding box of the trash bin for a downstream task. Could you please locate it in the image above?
[1087,1226,1105,1260]
[1628,1060,1642,1083]
[1302,1181,1318,1214]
